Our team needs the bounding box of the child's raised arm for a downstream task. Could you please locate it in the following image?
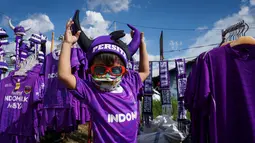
[138,32,150,82]
[58,19,81,89]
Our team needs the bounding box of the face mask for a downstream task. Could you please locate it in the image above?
[91,74,122,92]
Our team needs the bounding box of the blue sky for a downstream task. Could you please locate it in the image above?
[1,0,255,74]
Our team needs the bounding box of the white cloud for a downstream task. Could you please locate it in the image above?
[0,16,9,27]
[87,0,131,13]
[171,6,255,62]
[196,26,208,31]
[250,0,255,5]
[81,11,110,39]
[2,14,55,54]
[169,40,183,51]
[239,6,249,15]
[131,4,142,9]
[80,10,158,65]
[19,14,54,37]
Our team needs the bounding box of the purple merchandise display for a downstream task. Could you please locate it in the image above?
[159,61,171,115]
[0,74,42,138]
[175,58,187,119]
[8,19,31,69]
[29,34,41,54]
[142,61,153,126]
[0,28,9,80]
[70,46,90,123]
[185,44,255,143]
[42,50,71,108]
[130,61,143,127]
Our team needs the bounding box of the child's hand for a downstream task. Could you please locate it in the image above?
[130,31,145,47]
[64,19,81,45]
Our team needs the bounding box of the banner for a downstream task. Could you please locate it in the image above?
[175,58,187,120]
[142,95,153,127]
[175,58,186,78]
[177,78,187,98]
[159,61,170,89]
[161,89,171,105]
[144,62,153,94]
[178,100,187,119]
[161,89,171,115]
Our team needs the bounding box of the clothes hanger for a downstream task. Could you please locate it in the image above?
[203,21,246,59]
[230,23,255,47]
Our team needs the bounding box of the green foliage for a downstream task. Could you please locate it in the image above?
[152,100,162,118]
[150,96,190,121]
[171,96,190,121]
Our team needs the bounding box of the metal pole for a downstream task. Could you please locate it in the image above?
[114,21,117,31]
[51,32,54,52]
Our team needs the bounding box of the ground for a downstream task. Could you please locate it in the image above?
[64,124,91,143]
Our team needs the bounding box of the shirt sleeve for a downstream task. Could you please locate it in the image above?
[68,75,91,103]
[193,55,211,114]
[33,79,42,103]
[123,70,143,98]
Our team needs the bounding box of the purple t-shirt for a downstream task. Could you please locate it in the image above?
[43,51,71,108]
[70,47,90,123]
[184,52,209,143]
[0,75,41,136]
[191,44,255,143]
[71,70,142,143]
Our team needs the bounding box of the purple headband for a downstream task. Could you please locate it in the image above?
[71,10,141,67]
[29,34,41,44]
[0,28,9,46]
[8,19,31,36]
[0,28,8,38]
[0,61,8,71]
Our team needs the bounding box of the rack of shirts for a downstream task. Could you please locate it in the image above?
[0,53,44,143]
[184,21,255,143]
[39,43,91,138]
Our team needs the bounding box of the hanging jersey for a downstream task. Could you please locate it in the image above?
[43,50,71,108]
[0,74,42,136]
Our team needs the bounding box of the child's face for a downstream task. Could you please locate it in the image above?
[91,60,126,78]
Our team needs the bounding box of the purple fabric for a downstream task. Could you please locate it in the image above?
[81,103,90,123]
[0,74,42,136]
[43,51,71,108]
[184,52,210,143]
[0,28,8,38]
[41,108,76,132]
[186,44,255,143]
[41,108,56,130]
[70,70,142,143]
[0,134,36,143]
[29,34,41,44]
[70,47,90,123]
[55,108,76,132]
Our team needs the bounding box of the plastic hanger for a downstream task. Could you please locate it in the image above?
[230,36,255,47]
[230,23,255,47]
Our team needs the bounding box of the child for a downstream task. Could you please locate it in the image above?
[58,19,149,143]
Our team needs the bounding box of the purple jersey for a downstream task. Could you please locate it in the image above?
[189,44,255,143]
[0,134,36,143]
[184,52,209,143]
[43,51,71,108]
[71,47,90,123]
[0,75,41,136]
[70,70,142,143]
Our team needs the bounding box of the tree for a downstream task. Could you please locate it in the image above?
[152,100,162,118]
